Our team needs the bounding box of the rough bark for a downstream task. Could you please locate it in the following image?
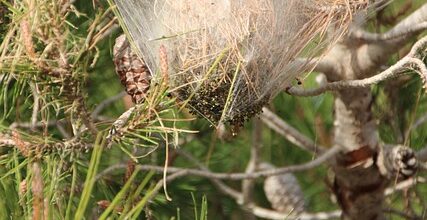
[320,4,427,220]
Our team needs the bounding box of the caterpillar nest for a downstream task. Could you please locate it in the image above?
[114,0,372,126]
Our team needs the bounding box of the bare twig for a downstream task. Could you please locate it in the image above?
[242,119,263,207]
[247,205,341,220]
[30,83,40,131]
[96,146,340,181]
[293,57,336,75]
[9,121,58,129]
[95,149,423,220]
[417,146,427,162]
[177,149,341,220]
[411,113,427,131]
[287,46,427,97]
[260,108,326,153]
[176,149,242,200]
[56,122,72,139]
[385,177,425,196]
[91,91,127,118]
[144,170,187,202]
[383,3,427,45]
[96,140,374,220]
[350,21,427,42]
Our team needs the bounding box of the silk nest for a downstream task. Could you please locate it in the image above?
[114,0,371,126]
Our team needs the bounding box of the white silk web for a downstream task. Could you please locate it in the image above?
[114,0,371,126]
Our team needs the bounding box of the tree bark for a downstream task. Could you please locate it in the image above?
[321,4,427,219]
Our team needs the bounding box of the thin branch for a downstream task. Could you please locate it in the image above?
[144,170,187,202]
[411,113,427,131]
[417,146,427,162]
[260,107,326,153]
[95,164,416,219]
[242,119,263,206]
[96,146,340,181]
[30,83,40,131]
[384,3,427,44]
[290,34,427,97]
[177,149,341,220]
[95,150,424,220]
[384,177,425,196]
[247,205,341,220]
[9,120,58,129]
[91,91,127,118]
[176,149,242,200]
[350,21,427,42]
[293,57,336,75]
[176,149,342,220]
[56,122,72,139]
[286,42,427,96]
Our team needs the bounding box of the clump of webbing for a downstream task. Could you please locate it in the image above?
[113,0,372,126]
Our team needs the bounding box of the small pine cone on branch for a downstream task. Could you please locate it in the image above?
[378,145,418,179]
[113,34,151,104]
[260,163,306,215]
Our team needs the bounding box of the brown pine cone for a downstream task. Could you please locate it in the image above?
[260,163,306,214]
[113,34,151,104]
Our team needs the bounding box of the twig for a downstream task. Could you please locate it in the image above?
[260,108,326,153]
[56,122,72,139]
[288,35,427,97]
[96,146,340,181]
[91,91,127,118]
[350,21,427,42]
[176,149,242,200]
[293,57,335,75]
[384,177,425,196]
[286,54,426,97]
[61,0,77,14]
[96,150,342,220]
[9,121,58,129]
[143,170,187,203]
[411,113,427,131]
[30,83,40,131]
[89,22,119,50]
[242,119,263,206]
[247,205,341,220]
[417,146,427,162]
[177,149,341,220]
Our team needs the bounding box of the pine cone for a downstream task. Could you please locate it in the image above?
[379,145,418,179]
[113,34,151,104]
[260,163,306,214]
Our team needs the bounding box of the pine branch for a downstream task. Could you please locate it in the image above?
[95,146,340,181]
[287,35,427,96]
[260,108,326,153]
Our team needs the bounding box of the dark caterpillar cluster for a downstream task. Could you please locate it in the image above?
[175,74,269,127]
